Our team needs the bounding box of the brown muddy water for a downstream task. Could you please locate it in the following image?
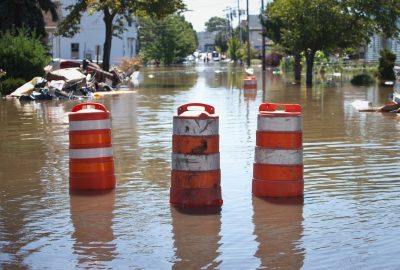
[1,63,400,269]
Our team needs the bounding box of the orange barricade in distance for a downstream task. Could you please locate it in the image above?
[69,103,116,191]
[243,75,257,90]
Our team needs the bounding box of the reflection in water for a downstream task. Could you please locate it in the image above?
[70,191,116,269]
[243,88,258,101]
[252,197,304,269]
[2,65,400,269]
[204,64,245,89]
[141,67,198,90]
[171,208,222,269]
[0,99,54,269]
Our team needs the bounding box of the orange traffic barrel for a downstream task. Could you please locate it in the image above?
[243,75,257,90]
[252,103,303,197]
[69,103,116,191]
[170,103,223,208]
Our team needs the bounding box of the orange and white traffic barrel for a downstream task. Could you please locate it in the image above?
[252,103,303,197]
[243,75,257,90]
[69,103,115,191]
[170,103,223,208]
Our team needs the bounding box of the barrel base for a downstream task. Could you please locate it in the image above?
[70,174,116,190]
[170,187,223,208]
[252,179,304,197]
[172,206,222,215]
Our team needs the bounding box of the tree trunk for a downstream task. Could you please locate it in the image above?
[294,52,302,82]
[102,9,115,71]
[305,50,315,86]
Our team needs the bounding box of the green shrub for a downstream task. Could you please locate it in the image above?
[280,56,294,71]
[0,29,50,81]
[314,50,328,65]
[350,74,375,86]
[0,77,26,95]
[378,48,396,80]
[251,59,262,65]
[227,37,245,63]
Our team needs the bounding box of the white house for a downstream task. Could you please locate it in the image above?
[248,15,262,50]
[241,15,271,51]
[364,34,400,64]
[46,0,138,65]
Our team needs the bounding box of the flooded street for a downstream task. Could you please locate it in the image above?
[1,63,400,269]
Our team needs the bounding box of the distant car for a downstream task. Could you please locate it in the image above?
[212,51,220,61]
[187,55,195,62]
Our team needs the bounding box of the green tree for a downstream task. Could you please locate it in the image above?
[263,0,400,86]
[139,15,197,65]
[378,49,396,81]
[205,16,228,32]
[227,37,245,63]
[215,31,228,53]
[57,0,185,71]
[233,26,247,44]
[0,0,58,38]
[0,29,50,81]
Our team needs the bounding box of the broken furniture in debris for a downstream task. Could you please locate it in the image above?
[8,59,129,101]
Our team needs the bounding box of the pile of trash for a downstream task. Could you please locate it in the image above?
[9,59,124,101]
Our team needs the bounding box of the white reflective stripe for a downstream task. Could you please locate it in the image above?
[244,89,257,93]
[254,148,303,165]
[173,118,219,135]
[244,80,256,85]
[70,147,113,159]
[69,119,111,131]
[172,153,220,171]
[257,115,302,132]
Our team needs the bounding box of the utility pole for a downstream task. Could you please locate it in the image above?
[261,0,266,71]
[238,0,242,47]
[223,7,233,37]
[246,0,251,67]
[229,7,233,36]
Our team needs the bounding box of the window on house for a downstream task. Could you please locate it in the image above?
[71,43,79,59]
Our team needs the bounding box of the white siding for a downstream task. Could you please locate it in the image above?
[364,19,400,64]
[50,0,138,65]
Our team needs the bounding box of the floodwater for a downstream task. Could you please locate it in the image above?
[1,63,400,269]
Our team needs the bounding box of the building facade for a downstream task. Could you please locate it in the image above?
[248,15,262,50]
[46,0,138,65]
[364,34,400,64]
[197,31,217,52]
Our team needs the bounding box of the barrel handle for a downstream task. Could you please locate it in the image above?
[259,103,301,113]
[177,103,215,115]
[71,103,107,112]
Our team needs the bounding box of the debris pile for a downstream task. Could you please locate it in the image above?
[8,59,129,101]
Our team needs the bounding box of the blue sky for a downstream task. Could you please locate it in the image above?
[182,0,266,32]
